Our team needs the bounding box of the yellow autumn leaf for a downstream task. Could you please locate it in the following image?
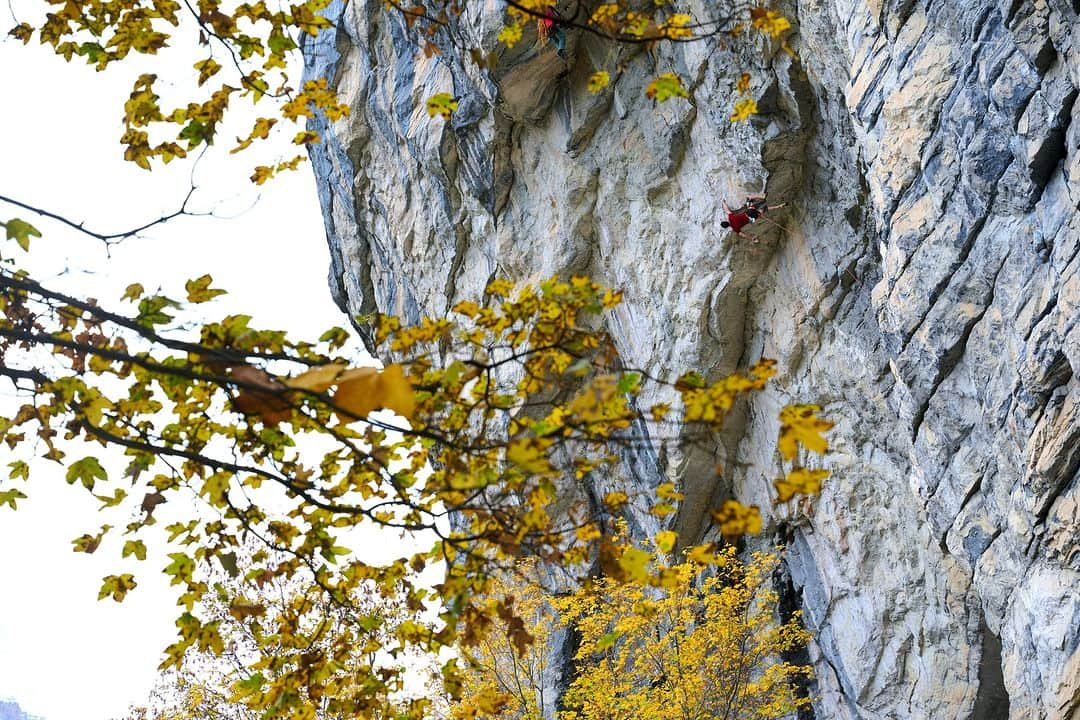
[645,72,689,102]
[774,466,830,502]
[686,543,722,565]
[497,22,523,48]
[778,403,833,459]
[285,363,347,392]
[730,96,757,122]
[655,482,684,501]
[587,71,610,94]
[654,530,677,553]
[589,3,619,22]
[292,129,321,145]
[505,439,553,475]
[751,8,791,38]
[711,500,762,539]
[193,57,222,86]
[333,367,379,418]
[618,546,651,583]
[603,491,629,509]
[650,403,670,421]
[228,598,267,620]
[426,93,458,119]
[484,278,514,296]
[4,218,41,251]
[576,523,602,543]
[250,165,274,184]
[378,364,416,418]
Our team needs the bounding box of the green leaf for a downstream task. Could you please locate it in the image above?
[233,672,265,696]
[94,488,127,509]
[4,218,41,251]
[8,460,29,481]
[136,295,179,328]
[617,372,641,395]
[122,539,148,561]
[596,631,619,651]
[645,73,689,103]
[425,93,458,120]
[121,283,145,301]
[66,456,107,490]
[0,489,27,510]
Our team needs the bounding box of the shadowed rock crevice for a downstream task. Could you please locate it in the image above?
[972,618,1010,720]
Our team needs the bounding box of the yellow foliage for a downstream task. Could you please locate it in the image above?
[711,499,763,540]
[654,529,678,552]
[774,466,830,502]
[751,7,792,38]
[778,403,833,459]
[645,72,689,102]
[454,553,812,720]
[586,71,610,94]
[497,22,523,48]
[558,551,812,720]
[426,93,459,119]
[731,96,758,122]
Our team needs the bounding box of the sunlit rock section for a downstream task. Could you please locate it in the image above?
[302,0,1080,715]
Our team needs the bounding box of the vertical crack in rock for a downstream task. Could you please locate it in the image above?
[972,616,1011,719]
[775,525,817,720]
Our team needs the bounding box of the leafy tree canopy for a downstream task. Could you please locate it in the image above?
[0,221,830,717]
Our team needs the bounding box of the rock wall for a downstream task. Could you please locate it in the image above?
[302,0,1080,716]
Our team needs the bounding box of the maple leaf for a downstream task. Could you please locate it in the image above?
[140,491,166,519]
[645,72,689,102]
[99,573,138,602]
[587,71,611,93]
[426,93,458,119]
[618,546,652,583]
[8,23,32,43]
[250,165,274,184]
[774,466,830,502]
[3,218,41,251]
[654,530,677,553]
[778,403,833,459]
[231,365,291,424]
[66,456,107,490]
[193,57,222,86]
[185,274,227,303]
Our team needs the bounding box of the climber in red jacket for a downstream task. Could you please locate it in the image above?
[538,7,567,58]
[721,195,786,234]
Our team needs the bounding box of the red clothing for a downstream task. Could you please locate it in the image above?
[726,210,752,233]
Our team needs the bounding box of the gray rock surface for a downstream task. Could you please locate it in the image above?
[302,0,1080,716]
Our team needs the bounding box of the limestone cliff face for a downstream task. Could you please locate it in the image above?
[302,0,1080,716]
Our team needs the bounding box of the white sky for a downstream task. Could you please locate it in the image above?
[0,16,350,720]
